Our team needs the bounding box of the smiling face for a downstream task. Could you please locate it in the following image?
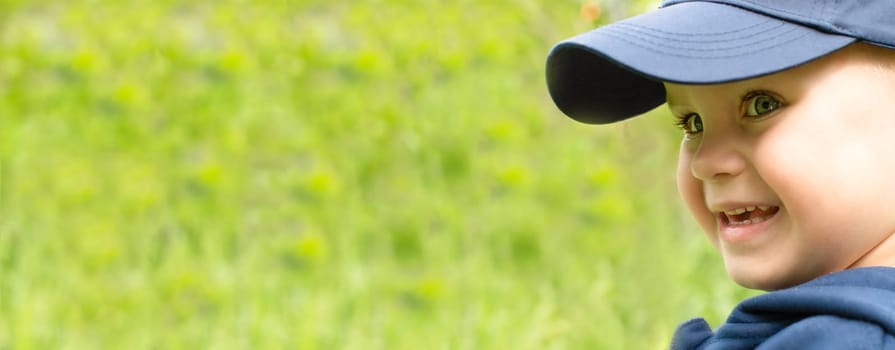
[666,43,895,290]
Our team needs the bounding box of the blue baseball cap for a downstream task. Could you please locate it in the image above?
[546,0,895,124]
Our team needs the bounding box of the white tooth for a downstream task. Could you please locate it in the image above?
[731,218,753,226]
[758,206,770,211]
[746,206,756,212]
[734,208,746,215]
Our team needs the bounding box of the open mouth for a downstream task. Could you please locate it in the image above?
[719,206,780,226]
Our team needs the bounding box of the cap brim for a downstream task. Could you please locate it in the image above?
[546,1,856,124]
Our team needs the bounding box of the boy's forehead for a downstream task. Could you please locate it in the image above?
[665,44,895,109]
[664,79,759,106]
[664,47,854,104]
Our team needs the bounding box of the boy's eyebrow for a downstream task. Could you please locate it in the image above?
[663,83,684,107]
[666,96,678,107]
[665,92,683,109]
[664,94,696,116]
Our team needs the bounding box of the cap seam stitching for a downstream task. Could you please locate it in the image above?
[614,21,788,44]
[601,26,805,56]
[600,33,807,60]
[614,17,773,37]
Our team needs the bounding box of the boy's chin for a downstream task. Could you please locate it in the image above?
[725,263,814,291]
[730,274,782,291]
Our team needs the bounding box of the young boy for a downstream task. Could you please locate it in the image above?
[546,1,895,348]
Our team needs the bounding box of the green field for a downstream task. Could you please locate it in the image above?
[0,1,756,348]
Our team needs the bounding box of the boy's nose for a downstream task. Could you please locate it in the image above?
[689,132,747,181]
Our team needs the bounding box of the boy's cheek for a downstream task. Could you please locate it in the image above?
[676,153,719,246]
[675,149,694,208]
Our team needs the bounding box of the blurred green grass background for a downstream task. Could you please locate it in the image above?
[0,0,756,348]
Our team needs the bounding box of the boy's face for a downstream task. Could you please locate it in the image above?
[666,44,895,290]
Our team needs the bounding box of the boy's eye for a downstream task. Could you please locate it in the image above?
[745,93,781,116]
[676,113,703,135]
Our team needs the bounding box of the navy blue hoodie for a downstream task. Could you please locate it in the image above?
[671,267,895,349]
